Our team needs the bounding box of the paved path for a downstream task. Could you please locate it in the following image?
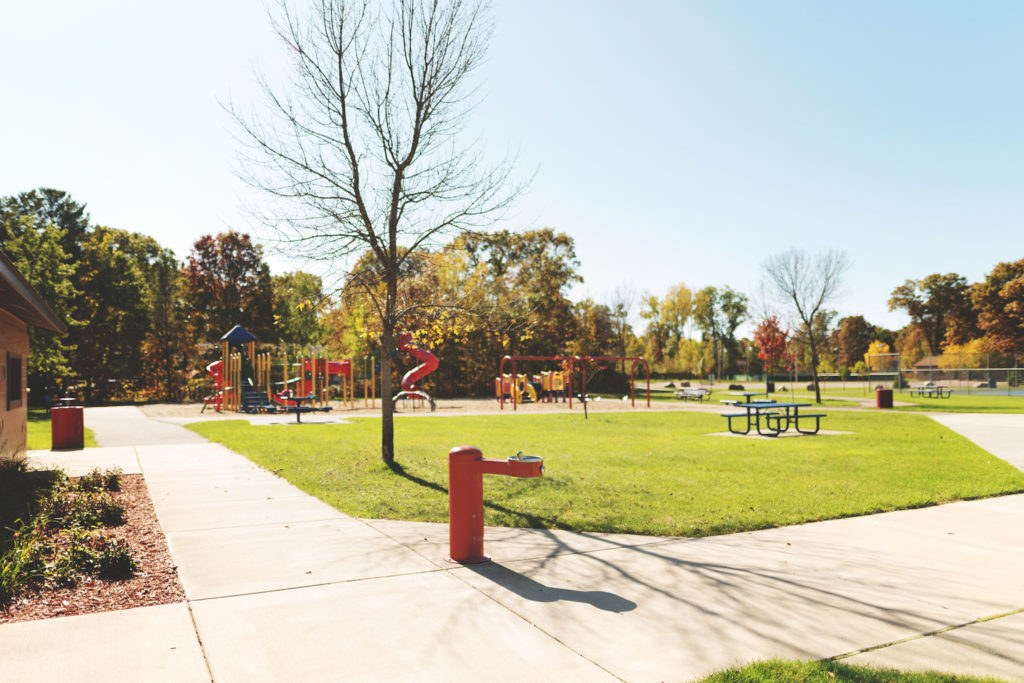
[84,405,207,446]
[927,412,1024,472]
[4,407,1024,681]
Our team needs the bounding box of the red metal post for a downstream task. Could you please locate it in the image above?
[511,358,518,412]
[630,357,651,408]
[448,445,544,564]
[498,355,509,410]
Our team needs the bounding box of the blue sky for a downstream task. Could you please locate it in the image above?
[3,1,1022,334]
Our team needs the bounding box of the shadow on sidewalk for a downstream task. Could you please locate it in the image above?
[467,562,638,613]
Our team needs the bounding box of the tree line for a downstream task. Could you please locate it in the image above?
[4,188,1022,405]
[1,189,319,403]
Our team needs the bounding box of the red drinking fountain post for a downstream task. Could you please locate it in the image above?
[448,446,544,563]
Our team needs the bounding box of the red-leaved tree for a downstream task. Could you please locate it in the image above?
[754,316,793,379]
[182,232,276,345]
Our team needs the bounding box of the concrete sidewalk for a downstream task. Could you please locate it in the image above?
[927,412,1024,472]
[83,405,208,446]
[4,408,1024,681]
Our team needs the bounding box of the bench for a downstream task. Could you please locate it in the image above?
[765,412,827,435]
[675,387,710,402]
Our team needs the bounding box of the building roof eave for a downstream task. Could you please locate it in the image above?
[0,248,68,334]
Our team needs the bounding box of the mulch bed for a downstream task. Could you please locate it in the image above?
[0,475,185,624]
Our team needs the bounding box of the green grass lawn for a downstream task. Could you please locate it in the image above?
[186,411,1024,537]
[26,410,98,450]
[699,659,1008,682]
[755,384,1024,413]
[620,385,861,407]
[891,392,1024,414]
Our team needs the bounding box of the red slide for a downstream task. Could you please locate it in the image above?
[399,333,438,392]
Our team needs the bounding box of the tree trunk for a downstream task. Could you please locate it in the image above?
[809,338,822,404]
[381,259,399,465]
[380,325,395,465]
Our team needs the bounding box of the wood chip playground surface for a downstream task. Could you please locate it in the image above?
[140,394,729,420]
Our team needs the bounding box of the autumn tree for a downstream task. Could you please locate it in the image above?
[659,283,693,356]
[458,229,579,355]
[888,273,977,353]
[832,315,871,369]
[762,249,850,404]
[864,340,893,370]
[893,325,928,368]
[569,299,616,358]
[971,258,1024,355]
[790,308,837,376]
[182,233,276,345]
[754,316,792,382]
[693,286,747,378]
[272,271,327,352]
[232,0,516,464]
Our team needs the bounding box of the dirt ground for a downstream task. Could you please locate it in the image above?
[138,394,713,419]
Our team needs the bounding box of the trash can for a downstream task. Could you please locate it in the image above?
[51,406,84,450]
[766,381,775,393]
[876,388,893,409]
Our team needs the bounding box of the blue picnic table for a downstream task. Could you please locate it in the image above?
[908,385,953,398]
[720,400,827,437]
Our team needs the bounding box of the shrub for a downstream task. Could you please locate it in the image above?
[39,488,125,529]
[0,521,45,603]
[77,467,122,493]
[0,465,137,605]
[96,538,136,580]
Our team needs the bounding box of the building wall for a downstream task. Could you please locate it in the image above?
[0,307,29,463]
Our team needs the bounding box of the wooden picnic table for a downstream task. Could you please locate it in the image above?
[720,401,826,437]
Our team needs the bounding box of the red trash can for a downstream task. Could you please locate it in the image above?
[51,407,84,450]
[875,388,893,409]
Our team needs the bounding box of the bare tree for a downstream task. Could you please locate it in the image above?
[607,283,635,386]
[762,249,851,404]
[230,0,517,464]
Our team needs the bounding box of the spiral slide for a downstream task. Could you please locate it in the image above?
[400,335,438,391]
[395,333,438,410]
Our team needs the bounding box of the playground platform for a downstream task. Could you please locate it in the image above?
[4,407,1024,681]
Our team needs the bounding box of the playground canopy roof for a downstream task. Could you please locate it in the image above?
[0,247,67,333]
[220,325,258,344]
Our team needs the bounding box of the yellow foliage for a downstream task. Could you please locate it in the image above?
[939,338,992,369]
[864,340,893,371]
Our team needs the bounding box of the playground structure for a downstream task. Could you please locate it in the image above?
[202,325,379,413]
[495,370,568,404]
[497,355,651,411]
[394,333,439,411]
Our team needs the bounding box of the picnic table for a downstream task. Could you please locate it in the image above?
[720,400,826,437]
[674,387,710,402]
[727,391,769,403]
[286,395,313,423]
[908,385,953,398]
